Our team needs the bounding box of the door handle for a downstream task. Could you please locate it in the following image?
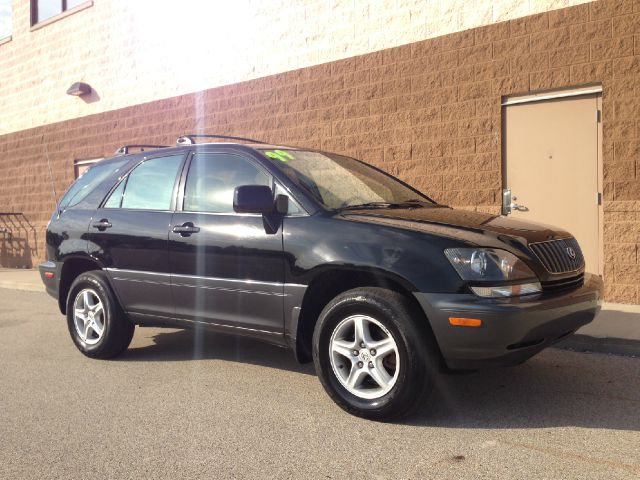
[510,202,528,212]
[503,188,528,214]
[91,219,112,231]
[172,222,200,236]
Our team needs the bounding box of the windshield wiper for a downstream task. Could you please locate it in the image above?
[338,200,429,211]
[338,202,394,211]
[392,199,427,208]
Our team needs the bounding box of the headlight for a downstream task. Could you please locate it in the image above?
[444,248,541,297]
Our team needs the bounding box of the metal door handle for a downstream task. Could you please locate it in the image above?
[510,202,528,212]
[91,219,112,230]
[172,223,200,236]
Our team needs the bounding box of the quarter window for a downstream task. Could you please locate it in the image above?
[274,183,304,215]
[184,153,271,213]
[104,155,183,210]
[59,159,128,211]
[103,180,125,209]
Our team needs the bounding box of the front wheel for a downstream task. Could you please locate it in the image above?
[312,287,437,420]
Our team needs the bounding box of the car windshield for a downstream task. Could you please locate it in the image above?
[260,149,436,210]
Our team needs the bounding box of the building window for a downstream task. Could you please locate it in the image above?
[74,158,102,178]
[31,0,89,26]
[0,0,11,41]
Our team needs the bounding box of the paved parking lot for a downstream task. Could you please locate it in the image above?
[1,288,639,479]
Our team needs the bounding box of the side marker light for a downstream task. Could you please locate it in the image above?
[448,317,482,327]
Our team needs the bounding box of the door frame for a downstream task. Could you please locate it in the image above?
[501,85,604,275]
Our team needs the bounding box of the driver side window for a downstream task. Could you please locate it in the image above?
[183,153,271,213]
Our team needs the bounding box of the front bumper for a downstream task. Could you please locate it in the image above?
[414,273,603,370]
[38,261,62,300]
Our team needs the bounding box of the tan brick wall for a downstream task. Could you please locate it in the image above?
[1,0,639,303]
[0,0,593,135]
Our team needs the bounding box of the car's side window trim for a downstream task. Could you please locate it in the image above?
[274,181,309,217]
[99,152,188,211]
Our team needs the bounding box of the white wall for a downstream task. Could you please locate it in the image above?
[0,0,593,135]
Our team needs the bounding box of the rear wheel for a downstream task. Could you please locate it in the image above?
[66,271,134,359]
[313,287,437,420]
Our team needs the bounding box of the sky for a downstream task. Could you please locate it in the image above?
[0,0,10,40]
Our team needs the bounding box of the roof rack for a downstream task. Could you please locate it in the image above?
[176,134,268,146]
[115,144,169,155]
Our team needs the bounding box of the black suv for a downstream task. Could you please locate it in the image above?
[40,134,602,419]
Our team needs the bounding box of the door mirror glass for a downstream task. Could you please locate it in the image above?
[275,194,289,215]
[233,185,274,214]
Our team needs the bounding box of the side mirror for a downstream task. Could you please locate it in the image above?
[233,185,274,214]
[275,194,289,215]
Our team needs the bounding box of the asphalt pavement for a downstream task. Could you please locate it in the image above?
[1,288,639,479]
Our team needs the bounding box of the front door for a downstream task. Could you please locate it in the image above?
[503,91,602,275]
[169,150,285,334]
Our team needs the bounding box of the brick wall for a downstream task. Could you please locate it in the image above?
[0,0,639,303]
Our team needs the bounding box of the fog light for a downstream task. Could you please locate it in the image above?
[470,282,541,298]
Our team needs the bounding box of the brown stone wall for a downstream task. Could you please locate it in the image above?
[0,0,639,303]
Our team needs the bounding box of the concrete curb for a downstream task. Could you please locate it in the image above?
[555,334,640,358]
[0,281,44,292]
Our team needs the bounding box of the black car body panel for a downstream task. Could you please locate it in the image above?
[39,142,602,368]
[169,210,285,332]
[415,273,602,369]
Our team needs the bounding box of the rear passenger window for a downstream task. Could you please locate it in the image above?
[103,180,125,209]
[184,153,271,213]
[104,155,183,210]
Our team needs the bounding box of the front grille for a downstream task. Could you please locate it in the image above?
[541,274,585,294]
[528,237,584,274]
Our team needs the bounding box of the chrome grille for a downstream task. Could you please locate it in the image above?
[529,237,584,274]
[541,274,584,294]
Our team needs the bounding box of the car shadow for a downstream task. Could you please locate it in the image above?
[406,352,640,431]
[121,328,640,431]
[120,328,315,376]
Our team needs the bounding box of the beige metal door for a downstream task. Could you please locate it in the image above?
[503,92,602,274]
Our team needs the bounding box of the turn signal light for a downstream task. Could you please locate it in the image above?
[44,272,55,279]
[449,317,482,327]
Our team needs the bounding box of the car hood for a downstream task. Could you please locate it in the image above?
[338,206,571,245]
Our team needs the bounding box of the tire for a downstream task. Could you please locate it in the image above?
[312,287,437,421]
[66,270,134,359]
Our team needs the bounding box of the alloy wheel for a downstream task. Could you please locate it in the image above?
[73,288,105,346]
[329,314,400,399]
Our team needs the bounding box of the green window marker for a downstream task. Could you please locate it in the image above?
[274,150,295,160]
[265,151,290,162]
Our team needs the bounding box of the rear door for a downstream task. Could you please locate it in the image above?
[169,149,285,334]
[87,153,186,318]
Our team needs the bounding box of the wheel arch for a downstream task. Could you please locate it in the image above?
[58,255,106,314]
[293,266,440,364]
